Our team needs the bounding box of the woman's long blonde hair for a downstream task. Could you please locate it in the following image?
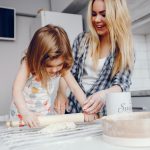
[87,0,134,77]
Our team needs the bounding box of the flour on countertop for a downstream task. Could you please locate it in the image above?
[39,122,76,133]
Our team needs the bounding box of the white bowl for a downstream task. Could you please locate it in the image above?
[101,112,150,147]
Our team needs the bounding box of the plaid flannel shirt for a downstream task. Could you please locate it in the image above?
[66,32,132,115]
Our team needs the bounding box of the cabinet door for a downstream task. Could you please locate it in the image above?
[132,96,150,111]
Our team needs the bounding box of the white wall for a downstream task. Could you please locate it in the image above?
[130,35,150,91]
[0,16,33,115]
[146,34,150,76]
[0,0,50,15]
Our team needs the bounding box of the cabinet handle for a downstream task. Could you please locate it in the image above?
[132,107,147,111]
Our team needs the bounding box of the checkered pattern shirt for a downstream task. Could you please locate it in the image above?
[66,32,132,115]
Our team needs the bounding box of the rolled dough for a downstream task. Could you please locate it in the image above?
[39,122,76,133]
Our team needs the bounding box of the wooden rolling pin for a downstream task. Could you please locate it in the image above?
[6,113,84,127]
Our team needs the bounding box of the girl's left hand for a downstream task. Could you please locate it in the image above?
[82,91,106,114]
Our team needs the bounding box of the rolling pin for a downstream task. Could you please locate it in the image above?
[6,113,84,127]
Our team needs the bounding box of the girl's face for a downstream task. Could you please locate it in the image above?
[92,0,108,36]
[45,56,64,77]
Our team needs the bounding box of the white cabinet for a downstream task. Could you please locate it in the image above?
[30,11,83,46]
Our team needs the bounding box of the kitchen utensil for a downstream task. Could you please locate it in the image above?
[106,92,132,115]
[102,112,150,147]
[6,113,84,127]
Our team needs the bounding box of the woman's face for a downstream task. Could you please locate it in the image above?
[92,0,108,36]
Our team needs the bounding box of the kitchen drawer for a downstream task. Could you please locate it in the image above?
[132,96,150,111]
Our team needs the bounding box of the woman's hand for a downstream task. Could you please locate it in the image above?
[83,91,106,114]
[54,93,68,114]
[84,113,99,122]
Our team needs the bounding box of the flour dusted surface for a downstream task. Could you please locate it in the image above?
[39,122,76,133]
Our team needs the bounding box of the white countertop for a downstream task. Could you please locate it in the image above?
[51,136,150,150]
[38,136,150,150]
[1,132,150,150]
[1,118,150,150]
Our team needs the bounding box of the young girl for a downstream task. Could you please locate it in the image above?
[10,24,96,128]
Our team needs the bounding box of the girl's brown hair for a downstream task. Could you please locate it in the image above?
[25,24,73,87]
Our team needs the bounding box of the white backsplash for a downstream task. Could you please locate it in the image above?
[146,34,150,76]
[131,34,150,91]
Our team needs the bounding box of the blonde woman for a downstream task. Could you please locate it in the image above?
[55,0,134,116]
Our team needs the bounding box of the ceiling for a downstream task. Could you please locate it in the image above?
[63,0,87,13]
[127,0,150,35]
[133,22,150,34]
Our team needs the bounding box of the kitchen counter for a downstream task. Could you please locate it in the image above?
[1,135,150,150]
[1,114,150,150]
[0,124,150,150]
[1,113,150,150]
[34,136,150,150]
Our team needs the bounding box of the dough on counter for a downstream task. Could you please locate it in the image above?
[39,122,76,133]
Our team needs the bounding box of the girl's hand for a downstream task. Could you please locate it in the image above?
[83,91,106,114]
[20,111,40,128]
[54,94,68,114]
